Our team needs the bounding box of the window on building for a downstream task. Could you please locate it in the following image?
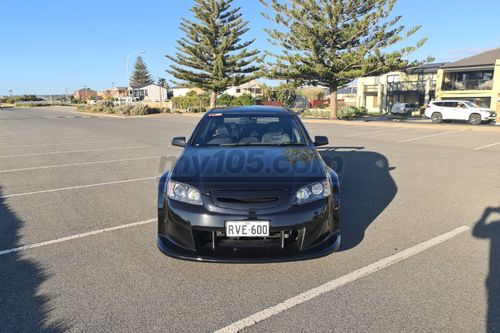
[441,98,491,108]
[387,75,400,83]
[442,70,494,90]
[236,88,241,93]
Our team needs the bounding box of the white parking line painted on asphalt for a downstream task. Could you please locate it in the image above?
[0,219,156,256]
[0,145,151,158]
[0,139,118,148]
[214,226,470,333]
[343,128,404,138]
[0,156,163,173]
[0,176,158,199]
[397,130,466,143]
[473,141,500,151]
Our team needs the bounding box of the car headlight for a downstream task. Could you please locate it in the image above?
[294,179,331,205]
[167,181,203,205]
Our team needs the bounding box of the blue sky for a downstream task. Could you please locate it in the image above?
[1,0,499,95]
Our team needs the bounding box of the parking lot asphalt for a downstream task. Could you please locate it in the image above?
[1,107,499,332]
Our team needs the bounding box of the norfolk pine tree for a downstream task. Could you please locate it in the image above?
[130,56,154,88]
[260,0,432,119]
[167,0,260,109]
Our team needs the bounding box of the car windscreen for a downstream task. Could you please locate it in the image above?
[192,113,307,146]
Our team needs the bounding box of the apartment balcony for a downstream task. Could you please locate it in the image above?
[387,81,430,93]
[364,84,379,93]
[442,79,493,91]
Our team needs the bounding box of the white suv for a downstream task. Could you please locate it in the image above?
[424,100,496,125]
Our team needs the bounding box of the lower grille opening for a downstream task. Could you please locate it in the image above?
[193,229,300,250]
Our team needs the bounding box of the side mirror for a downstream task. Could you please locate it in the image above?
[314,136,328,147]
[172,137,186,147]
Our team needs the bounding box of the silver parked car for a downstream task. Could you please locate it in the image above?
[391,103,417,115]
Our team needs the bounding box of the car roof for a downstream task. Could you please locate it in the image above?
[206,105,294,115]
[431,100,469,103]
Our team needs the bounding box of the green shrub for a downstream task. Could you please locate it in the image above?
[115,104,133,115]
[172,91,210,110]
[191,107,207,113]
[80,102,170,116]
[83,100,114,114]
[300,108,330,118]
[0,94,42,104]
[237,93,255,106]
[129,104,150,115]
[337,106,355,119]
[14,102,49,107]
[355,106,368,117]
[217,93,237,106]
[338,106,367,119]
[148,107,162,114]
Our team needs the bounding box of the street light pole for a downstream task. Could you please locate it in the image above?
[126,50,145,100]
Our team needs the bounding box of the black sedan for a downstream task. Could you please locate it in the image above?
[157,106,341,262]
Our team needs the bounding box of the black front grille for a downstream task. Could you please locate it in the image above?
[217,197,279,204]
[210,190,285,209]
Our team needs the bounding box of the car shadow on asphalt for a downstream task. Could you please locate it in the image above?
[318,147,397,251]
[472,206,500,333]
[0,186,68,332]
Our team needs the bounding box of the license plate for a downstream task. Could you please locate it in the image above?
[225,221,270,237]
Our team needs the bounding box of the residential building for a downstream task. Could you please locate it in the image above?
[337,85,357,107]
[132,84,168,102]
[74,88,97,101]
[172,86,205,98]
[97,87,129,99]
[296,84,357,108]
[112,87,129,98]
[435,48,500,111]
[357,63,446,113]
[225,80,264,97]
[97,90,111,99]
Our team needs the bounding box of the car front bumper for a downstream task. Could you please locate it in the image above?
[157,197,341,262]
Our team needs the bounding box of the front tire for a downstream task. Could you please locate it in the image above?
[431,112,442,123]
[469,113,482,125]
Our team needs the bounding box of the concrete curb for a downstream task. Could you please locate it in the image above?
[69,109,188,119]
